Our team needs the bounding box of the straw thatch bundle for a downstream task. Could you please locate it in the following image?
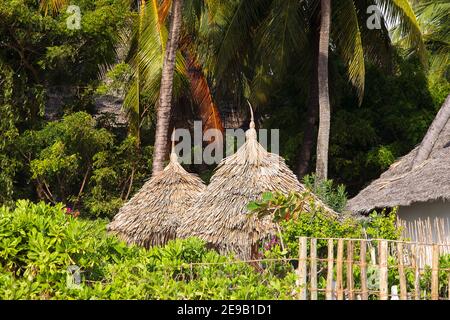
[107,148,205,248]
[177,107,335,259]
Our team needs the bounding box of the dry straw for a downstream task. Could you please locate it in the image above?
[178,104,336,260]
[107,133,206,248]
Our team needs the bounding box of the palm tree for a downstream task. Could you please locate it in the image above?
[122,0,186,148]
[315,0,426,181]
[208,0,425,181]
[405,0,450,168]
[315,0,331,182]
[394,0,449,82]
[141,0,183,175]
[122,0,224,169]
[122,0,425,178]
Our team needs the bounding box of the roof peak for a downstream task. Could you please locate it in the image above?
[246,101,257,140]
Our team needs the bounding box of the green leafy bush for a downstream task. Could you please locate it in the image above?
[249,191,401,258]
[302,173,348,212]
[0,200,448,300]
[15,112,153,218]
[249,191,450,299]
[0,200,298,300]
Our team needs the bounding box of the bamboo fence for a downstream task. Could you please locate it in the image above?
[143,236,450,300]
[296,237,450,300]
[397,217,450,267]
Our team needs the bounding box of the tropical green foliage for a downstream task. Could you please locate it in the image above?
[263,53,444,195]
[394,0,450,81]
[13,112,153,218]
[0,201,298,299]
[0,0,138,210]
[302,174,348,212]
[1,0,449,204]
[2,200,447,300]
[249,191,401,257]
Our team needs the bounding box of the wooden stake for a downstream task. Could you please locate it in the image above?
[326,239,334,300]
[346,240,354,300]
[310,238,318,300]
[413,244,421,300]
[397,242,407,300]
[336,239,344,300]
[360,240,368,300]
[431,244,439,300]
[379,240,388,300]
[297,237,308,300]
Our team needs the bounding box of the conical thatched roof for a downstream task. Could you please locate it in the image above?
[177,107,336,259]
[347,96,450,213]
[107,147,205,248]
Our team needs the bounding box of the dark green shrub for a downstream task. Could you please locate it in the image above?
[303,173,348,212]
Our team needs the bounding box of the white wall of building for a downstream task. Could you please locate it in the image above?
[398,200,450,244]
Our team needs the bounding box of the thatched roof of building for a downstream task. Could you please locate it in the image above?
[177,107,336,259]
[107,148,205,248]
[347,98,450,213]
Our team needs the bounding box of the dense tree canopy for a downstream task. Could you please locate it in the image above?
[0,0,448,215]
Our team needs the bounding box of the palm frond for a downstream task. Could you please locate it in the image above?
[377,0,427,64]
[415,0,450,80]
[185,52,224,137]
[355,0,393,71]
[332,0,365,104]
[214,0,272,80]
[255,0,309,76]
[123,0,188,132]
[158,0,172,24]
[39,0,68,15]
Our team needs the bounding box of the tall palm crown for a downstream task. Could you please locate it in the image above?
[208,0,425,103]
[122,0,224,148]
[394,0,449,80]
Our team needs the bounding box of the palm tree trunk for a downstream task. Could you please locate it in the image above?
[296,17,320,178]
[315,0,331,182]
[152,0,183,176]
[412,94,450,168]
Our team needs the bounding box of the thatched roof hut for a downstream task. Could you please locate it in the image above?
[347,96,450,214]
[177,107,336,259]
[107,145,206,248]
[347,95,450,249]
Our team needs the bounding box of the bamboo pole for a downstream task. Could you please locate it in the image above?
[346,240,354,300]
[397,242,407,300]
[297,237,308,300]
[336,239,344,300]
[310,238,318,300]
[360,240,368,300]
[431,244,439,300]
[413,244,421,300]
[379,240,388,300]
[326,239,334,300]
